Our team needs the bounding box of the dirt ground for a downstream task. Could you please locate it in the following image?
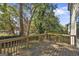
[17,40,79,56]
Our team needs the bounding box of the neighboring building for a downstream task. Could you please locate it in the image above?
[67,21,79,36]
[68,3,79,47]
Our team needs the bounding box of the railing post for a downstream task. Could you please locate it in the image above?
[70,35,76,46]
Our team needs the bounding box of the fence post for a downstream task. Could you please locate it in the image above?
[70,35,76,46]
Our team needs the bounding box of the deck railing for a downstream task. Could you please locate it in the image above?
[0,37,27,55]
[0,33,72,56]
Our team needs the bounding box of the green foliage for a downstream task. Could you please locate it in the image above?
[0,3,67,36]
[0,4,19,34]
[30,4,66,34]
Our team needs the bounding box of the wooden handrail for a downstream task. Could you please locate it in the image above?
[0,36,26,43]
[0,33,73,56]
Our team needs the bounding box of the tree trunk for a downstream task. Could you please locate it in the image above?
[19,3,24,36]
[27,4,37,36]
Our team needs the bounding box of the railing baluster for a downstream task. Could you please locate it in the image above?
[9,42,11,55]
[17,40,19,51]
[17,40,20,53]
[22,40,24,48]
[27,37,29,48]
[16,40,18,55]
[21,40,23,48]
[6,43,8,55]
[2,43,4,54]
[3,43,6,54]
[20,40,22,48]
[22,40,23,48]
[26,38,27,48]
[7,42,9,55]
[24,39,26,48]
[15,41,17,53]
[0,42,2,54]
[13,41,15,55]
[20,40,21,48]
[24,38,26,47]
[12,41,14,55]
[5,43,8,55]
[10,42,12,55]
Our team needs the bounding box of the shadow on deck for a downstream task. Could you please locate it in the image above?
[17,40,79,56]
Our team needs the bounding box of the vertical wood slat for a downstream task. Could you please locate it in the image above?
[20,40,22,48]
[6,43,8,55]
[12,41,15,53]
[17,40,20,55]
[26,38,27,48]
[7,42,9,55]
[0,42,2,54]
[54,35,56,43]
[10,42,12,55]
[19,40,22,55]
[22,40,23,48]
[22,40,24,48]
[24,39,26,47]
[21,40,23,48]
[27,37,29,48]
[3,43,6,54]
[9,42,11,55]
[23,39,25,47]
[17,40,19,49]
[5,43,8,55]
[15,41,17,55]
[1,43,4,54]
[16,40,18,54]
[25,39,27,47]
[16,40,18,55]
[19,40,21,48]
[24,38,26,47]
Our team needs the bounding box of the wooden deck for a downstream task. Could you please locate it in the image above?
[17,40,79,56]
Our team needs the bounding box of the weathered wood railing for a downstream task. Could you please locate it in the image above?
[28,33,71,44]
[0,37,27,56]
[0,33,72,56]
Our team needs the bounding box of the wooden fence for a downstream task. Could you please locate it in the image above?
[0,33,73,56]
